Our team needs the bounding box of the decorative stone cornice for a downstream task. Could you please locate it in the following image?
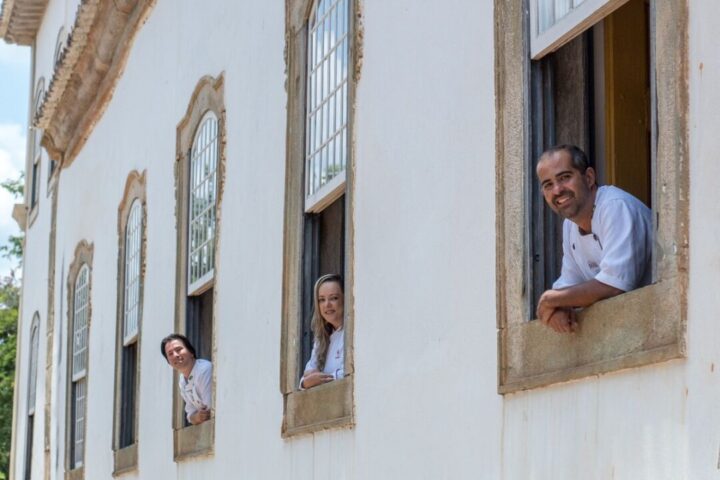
[35,0,156,168]
[0,0,49,45]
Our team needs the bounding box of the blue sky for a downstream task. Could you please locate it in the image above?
[0,42,30,278]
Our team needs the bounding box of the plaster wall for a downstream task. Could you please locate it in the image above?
[12,0,720,479]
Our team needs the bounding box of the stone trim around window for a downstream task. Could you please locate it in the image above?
[495,0,689,394]
[172,74,225,460]
[280,0,361,438]
[64,240,93,480]
[111,170,147,475]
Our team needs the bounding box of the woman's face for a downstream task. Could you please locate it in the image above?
[318,281,344,330]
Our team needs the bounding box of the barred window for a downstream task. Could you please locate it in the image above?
[123,200,142,345]
[27,316,40,414]
[188,111,218,294]
[305,0,350,213]
[30,78,44,210]
[72,265,90,380]
[24,314,40,480]
[71,263,89,468]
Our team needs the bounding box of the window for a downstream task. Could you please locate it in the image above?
[173,75,224,459]
[54,27,67,66]
[112,172,145,474]
[496,0,688,392]
[65,241,93,478]
[528,0,651,310]
[187,112,218,295]
[530,0,630,59]
[281,0,357,437]
[24,314,40,480]
[29,78,44,218]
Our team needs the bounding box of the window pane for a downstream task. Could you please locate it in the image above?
[188,113,218,293]
[72,379,86,467]
[72,265,89,380]
[27,318,40,413]
[305,0,350,200]
[123,200,142,344]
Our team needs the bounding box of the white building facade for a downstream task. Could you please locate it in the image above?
[2,0,719,479]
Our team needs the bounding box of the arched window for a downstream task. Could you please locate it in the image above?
[173,75,224,458]
[123,199,142,344]
[187,111,219,294]
[24,314,40,480]
[29,78,45,211]
[70,264,89,468]
[54,27,67,66]
[112,173,145,472]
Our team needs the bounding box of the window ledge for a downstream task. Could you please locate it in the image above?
[112,443,138,476]
[174,418,214,461]
[65,466,83,480]
[499,278,686,394]
[283,375,354,438]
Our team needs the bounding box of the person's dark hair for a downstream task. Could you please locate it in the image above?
[160,333,197,361]
[542,144,593,173]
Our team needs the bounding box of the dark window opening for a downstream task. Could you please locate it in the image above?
[528,0,651,313]
[24,415,33,480]
[118,342,137,448]
[300,195,345,371]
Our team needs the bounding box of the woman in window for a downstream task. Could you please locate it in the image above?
[300,274,345,389]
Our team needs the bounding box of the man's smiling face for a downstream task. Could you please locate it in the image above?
[164,339,195,374]
[536,150,596,225]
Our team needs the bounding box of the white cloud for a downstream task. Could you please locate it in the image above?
[0,42,30,67]
[0,122,26,277]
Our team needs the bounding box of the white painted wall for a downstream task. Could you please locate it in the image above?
[12,1,720,479]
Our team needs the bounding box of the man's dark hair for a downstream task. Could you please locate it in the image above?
[160,333,197,361]
[542,144,593,173]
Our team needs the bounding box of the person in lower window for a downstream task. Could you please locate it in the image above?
[300,274,345,389]
[161,333,212,425]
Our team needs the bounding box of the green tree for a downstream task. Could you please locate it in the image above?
[0,175,24,264]
[0,275,19,480]
[0,175,23,480]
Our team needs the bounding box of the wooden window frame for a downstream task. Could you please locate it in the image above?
[111,171,146,475]
[64,241,93,480]
[172,75,225,460]
[280,0,359,437]
[495,0,688,393]
[530,0,631,59]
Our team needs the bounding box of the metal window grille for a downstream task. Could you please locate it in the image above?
[187,112,218,294]
[27,318,40,415]
[72,379,86,468]
[304,0,350,212]
[72,265,89,381]
[123,200,142,345]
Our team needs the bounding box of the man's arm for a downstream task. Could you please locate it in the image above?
[537,279,623,323]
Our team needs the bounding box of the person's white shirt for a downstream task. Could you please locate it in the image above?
[178,358,212,422]
[553,185,652,292]
[300,327,344,389]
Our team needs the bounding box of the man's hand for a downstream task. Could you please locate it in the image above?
[301,369,334,389]
[189,406,211,425]
[545,307,577,333]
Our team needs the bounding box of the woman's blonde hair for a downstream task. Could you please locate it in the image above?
[311,273,344,371]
